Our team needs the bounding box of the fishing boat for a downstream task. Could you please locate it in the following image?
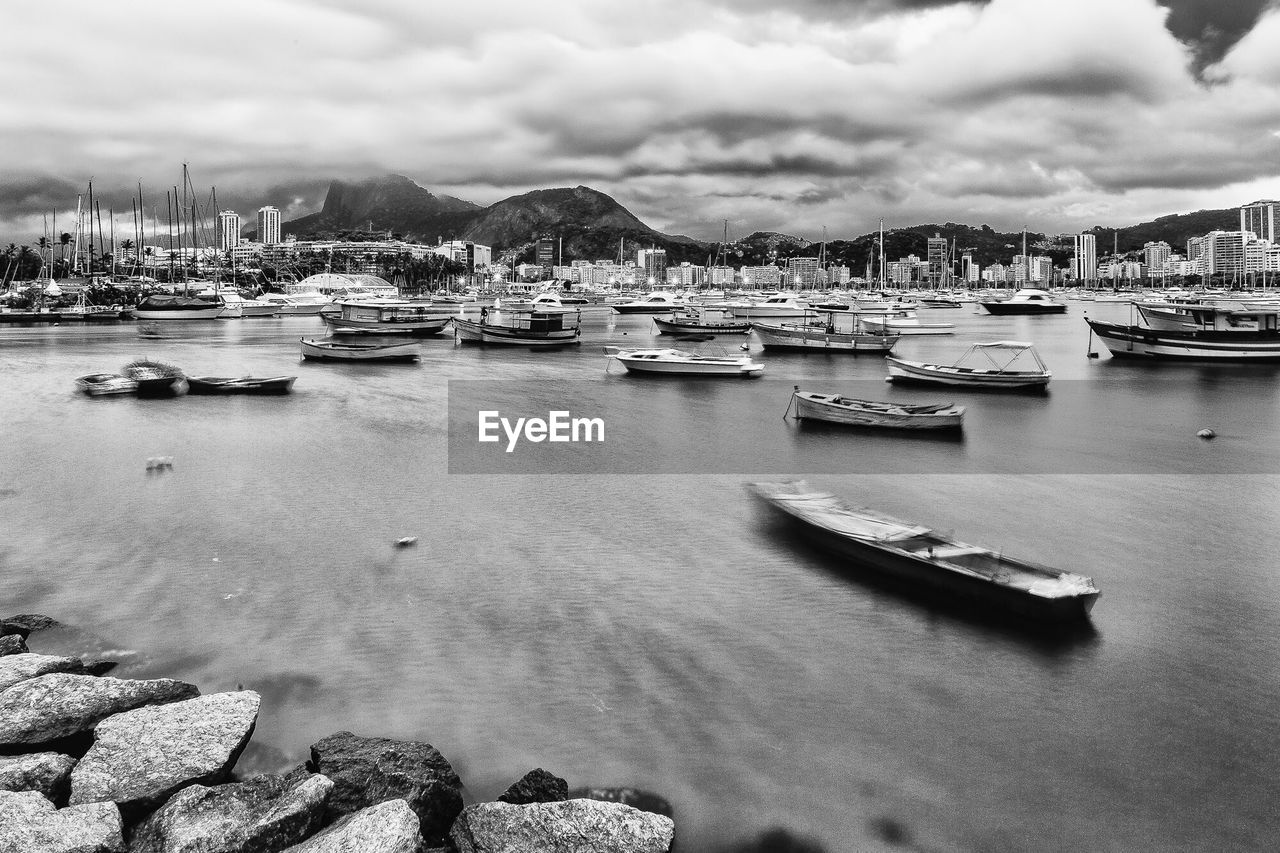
[859,311,955,336]
[321,298,453,336]
[611,292,689,314]
[605,346,765,377]
[1085,302,1280,361]
[122,359,188,397]
[652,309,752,335]
[75,373,138,396]
[134,294,225,320]
[299,338,420,362]
[728,294,810,320]
[751,312,898,353]
[750,481,1100,623]
[788,390,965,430]
[453,306,582,346]
[186,375,297,394]
[978,288,1067,315]
[886,341,1051,389]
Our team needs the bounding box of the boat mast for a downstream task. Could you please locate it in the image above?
[878,219,885,289]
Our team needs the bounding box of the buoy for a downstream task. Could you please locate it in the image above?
[395,537,418,548]
[1197,429,1216,439]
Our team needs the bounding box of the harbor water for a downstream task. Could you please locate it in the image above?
[2,301,1279,851]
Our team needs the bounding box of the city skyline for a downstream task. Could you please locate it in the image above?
[2,0,1278,246]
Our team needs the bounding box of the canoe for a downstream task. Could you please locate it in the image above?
[791,390,964,430]
[187,376,297,394]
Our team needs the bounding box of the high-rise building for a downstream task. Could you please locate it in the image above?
[637,248,667,287]
[1143,241,1172,278]
[256,206,281,245]
[1073,233,1097,283]
[215,211,240,251]
[926,234,948,284]
[784,257,820,288]
[536,237,557,269]
[1240,200,1277,244]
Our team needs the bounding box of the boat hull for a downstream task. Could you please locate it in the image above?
[300,339,420,362]
[610,349,764,377]
[187,376,297,394]
[1086,319,1280,361]
[980,302,1066,315]
[321,314,451,336]
[793,392,964,430]
[859,318,955,335]
[752,321,897,353]
[652,316,751,335]
[885,356,1050,389]
[453,317,581,346]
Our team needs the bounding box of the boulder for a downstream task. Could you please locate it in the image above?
[0,634,27,656]
[0,654,83,693]
[450,799,675,853]
[306,731,463,845]
[498,768,569,805]
[0,752,77,802]
[0,674,198,748]
[281,799,420,852]
[567,786,674,819]
[69,691,260,814]
[0,789,123,853]
[2,614,61,634]
[129,771,333,853]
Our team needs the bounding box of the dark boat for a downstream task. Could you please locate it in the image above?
[751,481,1100,623]
[186,376,297,395]
[122,359,187,397]
[652,311,751,335]
[978,288,1067,315]
[1085,303,1280,361]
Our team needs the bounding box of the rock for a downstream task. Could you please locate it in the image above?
[129,771,333,853]
[2,614,62,634]
[69,691,260,815]
[498,768,569,805]
[0,654,84,693]
[72,661,119,678]
[723,827,829,852]
[0,674,199,748]
[306,731,463,845]
[568,786,674,819]
[450,799,675,853]
[282,799,421,852]
[0,635,27,657]
[0,753,77,802]
[0,789,124,853]
[0,621,29,639]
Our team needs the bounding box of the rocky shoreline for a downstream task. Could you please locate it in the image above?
[1,614,681,853]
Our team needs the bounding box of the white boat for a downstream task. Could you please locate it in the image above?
[453,306,581,346]
[886,341,1052,389]
[605,346,765,377]
[859,311,955,336]
[258,292,329,315]
[612,292,690,314]
[752,313,898,353]
[789,390,965,430]
[299,338,420,362]
[321,298,452,336]
[979,289,1067,315]
[1085,303,1280,361]
[75,373,138,396]
[729,294,810,320]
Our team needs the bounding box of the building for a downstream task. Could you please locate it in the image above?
[1143,242,1171,279]
[784,257,821,288]
[1240,199,1277,244]
[1198,230,1252,278]
[739,265,782,289]
[960,252,978,283]
[707,265,737,286]
[926,234,948,284]
[1073,233,1097,283]
[535,237,557,269]
[215,211,240,252]
[666,262,705,288]
[1030,256,1054,283]
[637,248,667,287]
[256,206,281,245]
[435,240,493,271]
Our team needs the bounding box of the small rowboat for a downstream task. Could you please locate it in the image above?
[75,373,138,396]
[300,338,420,362]
[186,376,297,395]
[790,390,964,430]
[605,346,764,377]
[886,341,1051,390]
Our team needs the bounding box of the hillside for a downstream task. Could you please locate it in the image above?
[279,174,480,242]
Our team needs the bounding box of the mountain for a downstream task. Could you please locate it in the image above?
[280,174,481,242]
[1083,208,1239,254]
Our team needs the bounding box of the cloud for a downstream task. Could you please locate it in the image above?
[1156,0,1279,75]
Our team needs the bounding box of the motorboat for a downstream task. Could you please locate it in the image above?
[751,312,898,353]
[728,294,810,320]
[258,292,330,315]
[453,306,582,346]
[186,375,297,394]
[1085,303,1280,361]
[605,346,765,377]
[134,294,225,320]
[750,481,1100,624]
[979,289,1067,315]
[885,341,1051,389]
[859,311,955,336]
[321,298,453,336]
[75,373,138,396]
[788,390,965,431]
[300,338,420,362]
[612,292,690,314]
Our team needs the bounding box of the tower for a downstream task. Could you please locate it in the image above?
[215,211,240,251]
[257,206,281,245]
[1073,233,1097,283]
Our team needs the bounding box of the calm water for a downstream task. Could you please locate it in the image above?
[3,302,1280,852]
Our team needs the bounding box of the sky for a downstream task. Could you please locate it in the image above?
[3,0,1279,247]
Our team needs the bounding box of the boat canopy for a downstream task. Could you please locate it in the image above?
[975,340,1035,348]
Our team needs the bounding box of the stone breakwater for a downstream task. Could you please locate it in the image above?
[0,614,677,853]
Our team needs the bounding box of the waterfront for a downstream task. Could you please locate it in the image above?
[3,303,1280,851]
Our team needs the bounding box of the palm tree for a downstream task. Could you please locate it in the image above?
[120,239,135,275]
[1,244,16,286]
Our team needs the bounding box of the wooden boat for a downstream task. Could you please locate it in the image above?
[605,346,764,377]
[453,306,581,346]
[75,373,138,396]
[789,390,964,430]
[750,481,1100,623]
[859,312,955,336]
[300,338,420,362]
[978,288,1067,315]
[652,310,751,335]
[186,375,297,394]
[122,359,188,397]
[886,341,1051,389]
[752,312,898,353]
[1085,303,1280,361]
[321,298,453,336]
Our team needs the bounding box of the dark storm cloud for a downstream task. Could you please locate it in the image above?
[1156,0,1278,74]
[0,176,83,217]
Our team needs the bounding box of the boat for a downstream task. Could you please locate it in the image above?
[122,359,188,397]
[1085,303,1280,361]
[750,482,1100,623]
[978,288,1067,315]
[885,341,1051,389]
[605,346,765,377]
[258,292,329,315]
[859,311,955,336]
[652,309,752,335]
[611,292,690,314]
[789,390,965,430]
[299,338,420,362]
[134,294,226,320]
[186,375,297,394]
[728,294,810,320]
[320,298,453,336]
[751,312,898,353]
[75,373,138,396]
[453,306,582,346]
